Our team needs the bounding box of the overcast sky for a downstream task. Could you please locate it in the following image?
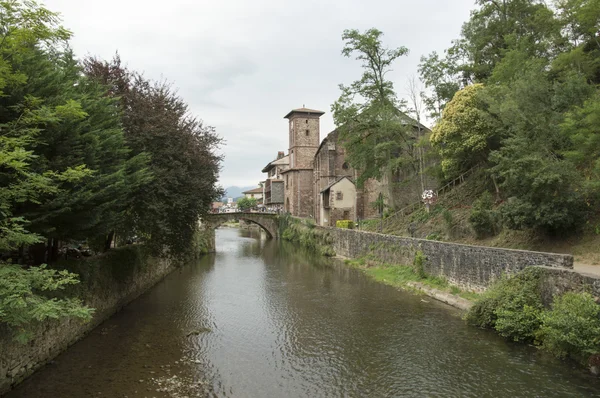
[45,0,475,188]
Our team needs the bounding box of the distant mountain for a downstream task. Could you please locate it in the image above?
[222,185,257,200]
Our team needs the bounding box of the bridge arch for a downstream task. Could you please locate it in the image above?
[204,213,279,240]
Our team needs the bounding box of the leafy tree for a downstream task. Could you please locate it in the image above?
[3,48,151,255]
[560,92,600,203]
[83,56,223,257]
[0,0,93,341]
[237,197,257,210]
[430,84,500,179]
[331,28,422,207]
[452,0,561,83]
[418,51,462,120]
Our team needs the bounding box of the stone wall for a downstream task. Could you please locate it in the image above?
[321,227,573,292]
[537,266,600,304]
[0,246,176,395]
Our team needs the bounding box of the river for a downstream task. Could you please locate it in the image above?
[7,227,600,397]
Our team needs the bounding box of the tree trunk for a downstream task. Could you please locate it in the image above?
[104,231,115,252]
[491,174,501,202]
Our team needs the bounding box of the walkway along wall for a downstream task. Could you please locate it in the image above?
[319,227,574,292]
[0,246,177,395]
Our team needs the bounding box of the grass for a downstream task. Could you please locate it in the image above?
[345,258,479,302]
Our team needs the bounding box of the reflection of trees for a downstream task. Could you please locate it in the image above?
[256,239,538,396]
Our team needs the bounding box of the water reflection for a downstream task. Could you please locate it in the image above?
[6,227,600,398]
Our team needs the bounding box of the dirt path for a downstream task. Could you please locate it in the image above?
[574,262,600,277]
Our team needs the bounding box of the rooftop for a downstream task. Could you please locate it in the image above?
[262,154,289,173]
[320,176,354,193]
[284,107,325,119]
[242,187,263,194]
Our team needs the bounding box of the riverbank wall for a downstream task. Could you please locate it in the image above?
[319,227,574,292]
[0,246,176,395]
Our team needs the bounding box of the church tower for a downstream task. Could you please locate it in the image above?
[281,107,324,217]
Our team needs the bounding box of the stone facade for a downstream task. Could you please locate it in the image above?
[265,106,436,221]
[322,227,574,292]
[262,152,288,209]
[0,247,176,395]
[282,108,324,217]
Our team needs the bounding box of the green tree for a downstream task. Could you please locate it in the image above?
[237,197,257,211]
[331,28,422,207]
[83,56,223,257]
[560,93,600,203]
[418,51,462,120]
[4,48,150,255]
[0,0,93,342]
[430,84,500,179]
[452,0,561,82]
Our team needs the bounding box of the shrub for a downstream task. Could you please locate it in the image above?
[336,220,354,229]
[413,251,426,279]
[466,268,543,342]
[0,263,94,343]
[538,292,600,361]
[469,192,499,238]
[442,209,454,237]
[425,232,442,241]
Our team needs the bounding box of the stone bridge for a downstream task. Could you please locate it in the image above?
[203,212,280,240]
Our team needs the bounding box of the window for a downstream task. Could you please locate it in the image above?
[336,192,343,201]
[342,162,349,170]
[343,210,350,219]
[305,129,309,136]
[286,174,289,189]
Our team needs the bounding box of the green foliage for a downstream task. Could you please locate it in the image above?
[431,84,499,178]
[421,0,600,237]
[418,51,461,120]
[560,93,600,203]
[83,55,222,258]
[425,233,442,241]
[466,268,544,342]
[335,220,354,229]
[237,197,258,211]
[413,250,426,279]
[538,292,600,360]
[467,267,600,362]
[0,263,93,343]
[0,1,221,339]
[469,192,499,238]
[281,220,335,257]
[331,28,422,206]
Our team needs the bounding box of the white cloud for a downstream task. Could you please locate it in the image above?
[45,0,475,187]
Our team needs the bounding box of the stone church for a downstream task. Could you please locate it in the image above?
[262,107,432,227]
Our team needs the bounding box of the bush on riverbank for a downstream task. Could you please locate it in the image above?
[279,217,336,257]
[466,268,600,365]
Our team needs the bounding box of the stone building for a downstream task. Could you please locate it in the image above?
[312,129,386,226]
[263,106,434,225]
[242,187,263,201]
[280,107,324,217]
[262,151,288,210]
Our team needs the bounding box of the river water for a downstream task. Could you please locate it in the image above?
[7,228,600,397]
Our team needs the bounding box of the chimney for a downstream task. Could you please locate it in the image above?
[277,151,285,159]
